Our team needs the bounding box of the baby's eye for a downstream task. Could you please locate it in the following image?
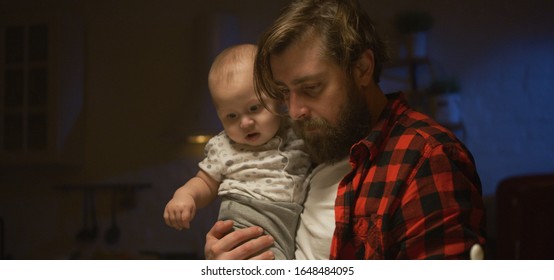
[226,113,238,120]
[249,104,262,113]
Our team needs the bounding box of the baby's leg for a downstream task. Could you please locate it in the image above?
[218,196,299,260]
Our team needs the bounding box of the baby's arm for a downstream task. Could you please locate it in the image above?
[163,170,219,230]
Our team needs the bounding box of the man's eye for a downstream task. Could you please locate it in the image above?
[277,87,290,100]
[303,83,321,95]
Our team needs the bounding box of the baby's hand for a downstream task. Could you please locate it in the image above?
[163,194,196,230]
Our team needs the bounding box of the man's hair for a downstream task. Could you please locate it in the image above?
[254,0,389,103]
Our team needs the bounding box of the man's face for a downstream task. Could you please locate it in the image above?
[269,35,371,163]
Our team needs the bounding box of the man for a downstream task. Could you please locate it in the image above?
[204,0,486,259]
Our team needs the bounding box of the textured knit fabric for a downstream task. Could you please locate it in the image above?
[199,126,310,204]
[329,92,486,259]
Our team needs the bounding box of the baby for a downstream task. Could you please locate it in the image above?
[163,44,311,259]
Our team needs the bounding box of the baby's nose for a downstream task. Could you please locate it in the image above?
[240,116,254,129]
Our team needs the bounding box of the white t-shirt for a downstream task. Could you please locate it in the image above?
[294,158,351,260]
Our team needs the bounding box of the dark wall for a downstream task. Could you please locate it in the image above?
[1,0,553,259]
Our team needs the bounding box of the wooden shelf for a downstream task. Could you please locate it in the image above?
[55,183,151,192]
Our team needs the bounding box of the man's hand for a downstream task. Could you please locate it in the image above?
[204,220,276,260]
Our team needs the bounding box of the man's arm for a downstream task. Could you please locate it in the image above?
[398,144,486,259]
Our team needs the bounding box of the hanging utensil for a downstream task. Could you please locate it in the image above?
[104,188,120,244]
[75,188,98,242]
[75,189,90,242]
[88,189,99,241]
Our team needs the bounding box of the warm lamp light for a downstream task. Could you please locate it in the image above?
[187,135,212,144]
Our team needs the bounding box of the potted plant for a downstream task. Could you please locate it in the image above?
[427,77,462,126]
[393,11,434,58]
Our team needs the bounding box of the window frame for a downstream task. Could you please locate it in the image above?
[0,10,84,166]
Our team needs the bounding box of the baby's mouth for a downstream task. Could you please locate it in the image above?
[245,132,260,141]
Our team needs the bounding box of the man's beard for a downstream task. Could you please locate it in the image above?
[292,85,372,164]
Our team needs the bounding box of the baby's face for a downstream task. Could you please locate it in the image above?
[211,67,281,147]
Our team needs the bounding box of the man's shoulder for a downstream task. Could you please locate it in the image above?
[391,109,461,149]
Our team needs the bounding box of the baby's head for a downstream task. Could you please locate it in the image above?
[208,44,281,147]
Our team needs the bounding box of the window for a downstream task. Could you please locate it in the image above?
[1,11,85,166]
[2,24,50,152]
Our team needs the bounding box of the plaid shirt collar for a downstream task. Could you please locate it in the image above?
[350,92,409,165]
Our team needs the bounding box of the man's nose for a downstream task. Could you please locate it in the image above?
[288,92,309,120]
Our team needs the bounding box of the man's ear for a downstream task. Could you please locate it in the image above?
[354,49,375,87]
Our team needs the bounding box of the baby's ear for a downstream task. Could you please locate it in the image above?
[354,49,375,87]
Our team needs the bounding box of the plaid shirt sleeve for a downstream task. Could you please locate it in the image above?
[330,94,486,259]
[396,141,486,259]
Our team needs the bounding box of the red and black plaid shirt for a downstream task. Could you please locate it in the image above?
[330,92,486,259]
